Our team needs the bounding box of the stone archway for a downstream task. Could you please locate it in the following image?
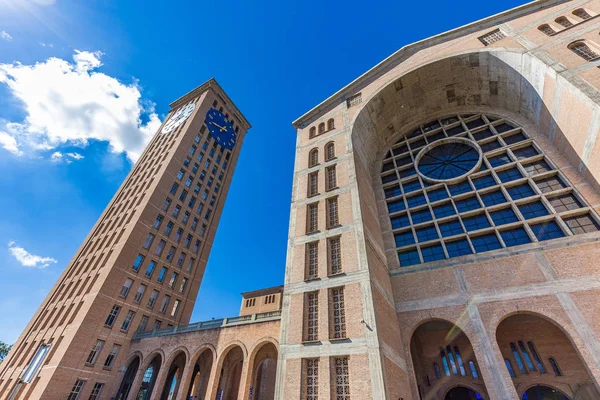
[216,345,245,400]
[445,385,485,399]
[159,351,187,400]
[249,342,278,400]
[410,319,488,399]
[115,355,140,400]
[496,313,599,400]
[137,353,162,400]
[186,348,214,400]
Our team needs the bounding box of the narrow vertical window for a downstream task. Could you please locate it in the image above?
[160,295,171,313]
[309,148,319,167]
[318,123,325,134]
[328,237,342,275]
[171,299,181,317]
[120,278,133,298]
[327,118,335,131]
[330,287,346,339]
[133,284,146,304]
[120,310,135,332]
[505,359,516,378]
[453,347,467,376]
[325,165,337,191]
[304,292,319,341]
[510,342,527,374]
[104,305,120,327]
[143,233,155,249]
[556,16,574,27]
[67,379,86,400]
[433,363,441,379]
[304,358,319,400]
[538,24,555,36]
[85,340,105,365]
[137,315,149,332]
[446,345,458,375]
[325,142,335,161]
[309,127,317,139]
[333,356,350,400]
[441,349,451,376]
[527,341,546,374]
[468,361,479,379]
[305,242,319,280]
[89,382,104,400]
[549,357,562,376]
[307,202,319,233]
[518,341,536,372]
[326,197,339,228]
[147,290,159,308]
[103,344,121,369]
[308,172,319,197]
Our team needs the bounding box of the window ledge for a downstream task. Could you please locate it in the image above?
[304,277,321,283]
[327,272,346,278]
[102,366,113,371]
[329,337,350,343]
[85,362,95,367]
[302,340,322,346]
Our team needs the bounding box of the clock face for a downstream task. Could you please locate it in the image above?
[205,108,237,149]
[162,103,195,134]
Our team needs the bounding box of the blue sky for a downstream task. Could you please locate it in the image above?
[0,0,525,343]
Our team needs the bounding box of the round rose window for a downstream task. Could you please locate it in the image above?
[416,138,482,183]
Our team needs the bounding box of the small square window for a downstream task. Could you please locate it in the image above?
[522,159,552,176]
[535,176,566,193]
[407,193,427,208]
[466,118,485,130]
[501,228,531,247]
[496,167,522,183]
[487,153,511,167]
[549,194,583,213]
[421,244,446,262]
[455,196,481,213]
[513,146,539,160]
[462,214,490,231]
[399,167,417,179]
[446,239,473,257]
[438,220,464,237]
[396,155,412,167]
[394,231,415,247]
[427,188,449,202]
[494,122,514,133]
[381,162,394,172]
[530,221,564,241]
[381,173,398,184]
[564,214,600,235]
[472,128,494,141]
[471,233,502,252]
[489,208,519,226]
[410,138,427,150]
[480,190,506,206]
[433,203,456,219]
[402,180,421,194]
[427,132,445,142]
[398,248,420,267]
[388,199,406,213]
[480,139,501,153]
[518,201,548,219]
[410,209,433,224]
[503,132,527,145]
[416,225,439,242]
[449,181,472,196]
[507,184,535,200]
[445,125,464,136]
[384,185,401,199]
[472,174,496,190]
[390,214,411,229]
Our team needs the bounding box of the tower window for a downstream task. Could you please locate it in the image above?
[309,126,316,139]
[326,197,339,228]
[104,305,120,327]
[330,287,346,339]
[328,236,342,275]
[309,148,319,167]
[326,165,337,191]
[327,118,335,131]
[304,292,319,341]
[569,40,600,61]
[67,379,86,400]
[305,241,319,280]
[303,359,319,400]
[555,16,573,28]
[85,339,105,365]
[307,202,318,233]
[325,142,335,161]
[333,356,350,400]
[318,123,325,134]
[308,172,318,197]
[549,357,562,376]
[478,29,506,46]
[573,8,592,20]
[538,24,556,36]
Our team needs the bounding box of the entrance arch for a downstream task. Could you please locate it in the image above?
[496,313,599,399]
[410,319,487,399]
[249,342,278,400]
[445,385,485,399]
[160,350,187,400]
[186,348,214,400]
[115,355,140,400]
[216,345,245,400]
[137,353,162,400]
[522,385,570,399]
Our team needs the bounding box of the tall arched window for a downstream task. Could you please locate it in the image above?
[327,118,335,130]
[549,357,563,376]
[309,127,316,139]
[468,361,479,379]
[504,359,516,378]
[309,148,319,167]
[318,123,325,134]
[538,24,555,36]
[433,363,441,379]
[569,41,600,61]
[573,8,592,20]
[325,142,335,161]
[555,16,574,28]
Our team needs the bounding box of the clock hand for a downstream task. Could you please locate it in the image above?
[209,121,227,131]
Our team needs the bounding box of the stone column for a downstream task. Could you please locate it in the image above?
[149,366,169,400]
[176,360,195,400]
[204,362,222,400]
[240,358,257,400]
[126,367,145,400]
[467,304,518,400]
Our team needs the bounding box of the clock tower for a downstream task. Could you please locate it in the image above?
[0,79,250,400]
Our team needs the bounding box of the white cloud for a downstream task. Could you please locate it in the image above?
[0,131,22,155]
[8,241,57,269]
[66,152,83,160]
[50,151,63,162]
[39,42,54,48]
[0,50,161,162]
[1,31,12,41]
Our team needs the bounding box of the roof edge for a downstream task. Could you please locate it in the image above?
[170,78,252,129]
[292,0,565,128]
[241,285,284,298]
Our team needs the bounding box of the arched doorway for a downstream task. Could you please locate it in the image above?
[410,320,487,399]
[446,386,485,399]
[160,351,187,400]
[216,346,244,400]
[137,354,162,400]
[250,343,278,400]
[496,314,599,400]
[186,349,214,400]
[522,385,570,400]
[115,356,140,400]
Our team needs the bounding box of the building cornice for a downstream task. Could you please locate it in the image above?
[170,78,252,130]
[292,0,567,128]
[241,285,285,298]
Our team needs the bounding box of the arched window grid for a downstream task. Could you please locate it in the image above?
[453,346,467,376]
[380,113,600,268]
[527,341,547,374]
[440,349,451,376]
[517,340,536,372]
[572,8,592,20]
[433,363,441,379]
[510,342,528,375]
[504,359,516,378]
[327,118,335,130]
[537,24,556,36]
[555,16,574,28]
[569,40,600,61]
[468,360,479,379]
[318,123,325,134]
[308,148,319,168]
[446,345,459,375]
[325,142,335,162]
[309,127,317,139]
[548,357,563,376]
